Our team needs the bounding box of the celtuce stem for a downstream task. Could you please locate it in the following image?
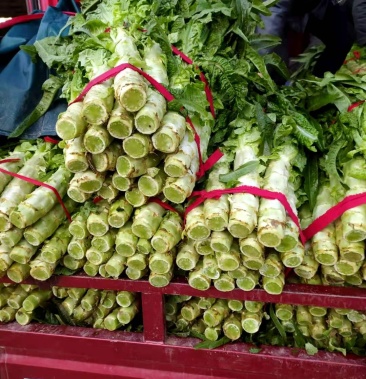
[64,137,88,173]
[107,102,134,139]
[84,125,113,154]
[108,197,133,229]
[131,202,165,239]
[56,102,87,140]
[152,112,186,153]
[185,206,210,241]
[151,212,183,253]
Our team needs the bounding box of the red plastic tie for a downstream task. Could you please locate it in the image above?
[44,136,60,144]
[70,62,219,178]
[348,100,365,112]
[186,186,306,245]
[0,159,72,222]
[344,50,361,65]
[93,196,103,204]
[0,158,22,164]
[303,192,366,241]
[149,197,183,217]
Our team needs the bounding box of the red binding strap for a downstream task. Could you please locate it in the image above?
[303,192,366,241]
[93,196,103,204]
[171,45,216,118]
[44,136,60,144]
[348,100,365,112]
[69,62,222,178]
[186,186,306,245]
[149,197,183,216]
[0,158,72,222]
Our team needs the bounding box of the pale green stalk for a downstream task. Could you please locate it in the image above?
[125,186,148,207]
[68,237,91,260]
[217,242,241,272]
[312,183,338,266]
[91,229,116,253]
[275,304,293,321]
[123,133,153,159]
[138,166,167,197]
[112,173,135,192]
[152,112,186,153]
[0,227,23,248]
[203,299,230,327]
[201,254,220,279]
[63,255,86,270]
[149,268,173,287]
[84,125,113,154]
[131,202,165,239]
[259,252,283,278]
[0,151,26,193]
[213,272,235,292]
[127,253,148,271]
[86,200,110,237]
[176,240,200,271]
[135,88,166,135]
[107,102,134,139]
[257,144,298,247]
[151,212,183,253]
[0,153,47,232]
[22,290,52,312]
[262,272,285,295]
[194,238,214,256]
[116,153,162,178]
[236,269,260,291]
[86,247,113,266]
[92,142,122,174]
[105,253,126,278]
[280,241,305,268]
[55,102,87,140]
[116,221,138,257]
[64,137,88,173]
[136,238,152,255]
[68,170,105,194]
[108,197,133,228]
[341,158,366,242]
[125,266,148,280]
[7,262,31,283]
[241,310,263,333]
[39,223,72,264]
[185,205,210,241]
[149,249,176,274]
[9,239,37,265]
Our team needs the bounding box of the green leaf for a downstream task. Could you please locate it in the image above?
[219,160,259,183]
[249,347,262,354]
[269,304,287,341]
[246,45,276,92]
[194,336,231,350]
[293,322,306,348]
[305,343,318,356]
[303,154,319,211]
[255,102,274,151]
[54,266,78,276]
[20,45,38,63]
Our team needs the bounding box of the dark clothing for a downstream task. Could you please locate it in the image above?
[259,0,366,77]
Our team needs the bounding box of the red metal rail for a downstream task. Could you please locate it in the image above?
[0,323,365,379]
[1,275,365,310]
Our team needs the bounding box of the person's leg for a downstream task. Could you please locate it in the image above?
[307,4,355,76]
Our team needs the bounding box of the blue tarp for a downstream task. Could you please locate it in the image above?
[0,0,79,139]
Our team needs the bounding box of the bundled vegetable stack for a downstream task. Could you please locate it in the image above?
[67,199,183,287]
[166,295,366,355]
[0,283,141,331]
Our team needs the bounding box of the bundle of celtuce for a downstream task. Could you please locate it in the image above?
[0,283,141,331]
[165,295,366,355]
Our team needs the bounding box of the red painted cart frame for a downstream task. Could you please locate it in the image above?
[0,275,365,378]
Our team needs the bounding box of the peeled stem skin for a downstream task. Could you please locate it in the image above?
[257,144,297,248]
[23,198,77,247]
[312,183,338,266]
[64,137,88,173]
[341,157,366,242]
[134,88,166,135]
[151,212,183,253]
[0,153,47,232]
[10,167,72,229]
[152,112,186,153]
[56,102,87,141]
[107,102,134,139]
